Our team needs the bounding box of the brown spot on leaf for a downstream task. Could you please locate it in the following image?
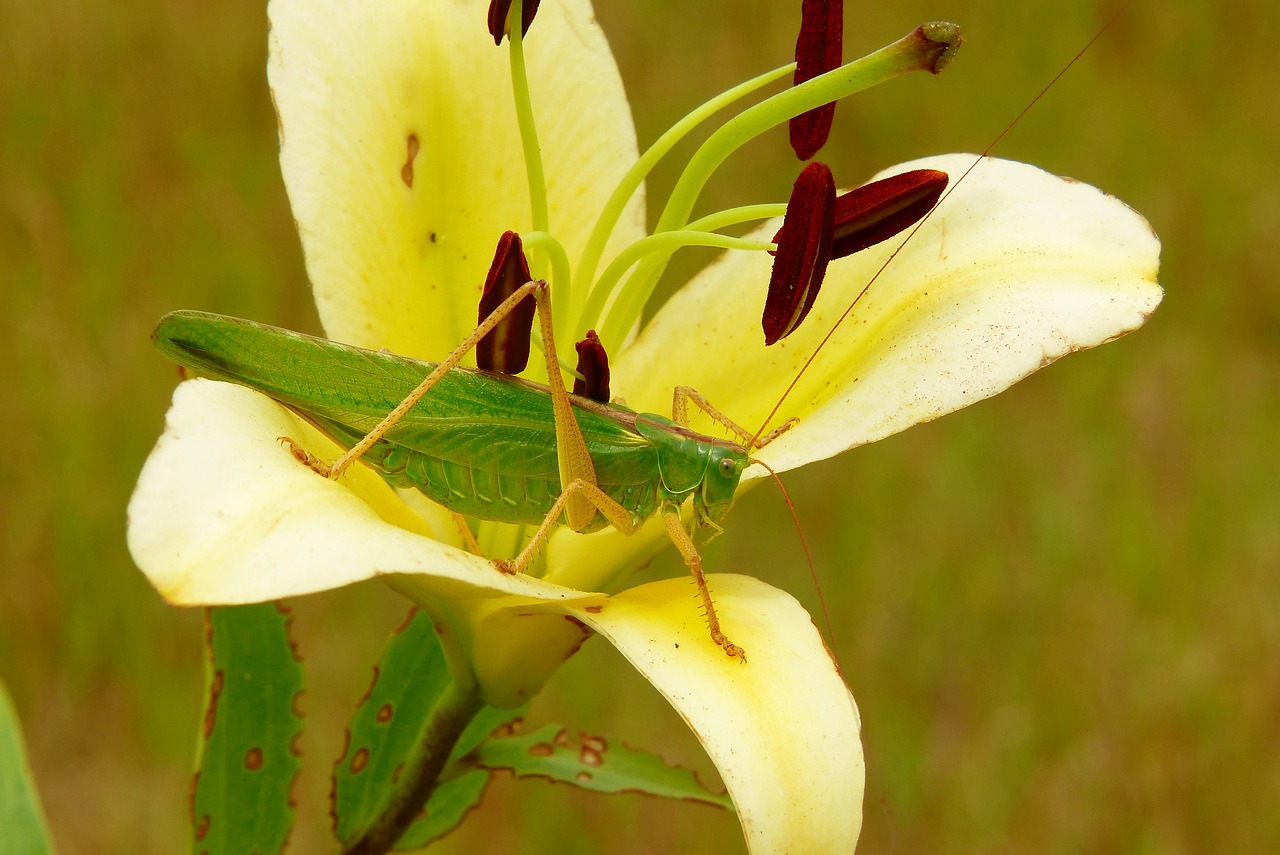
[393,607,419,633]
[580,733,607,754]
[579,746,603,767]
[203,670,225,740]
[350,747,370,775]
[273,602,302,660]
[401,133,420,188]
[528,742,554,758]
[553,728,573,749]
[491,717,523,739]
[355,665,381,710]
[376,703,394,723]
[575,771,593,783]
[584,604,603,614]
[194,813,211,841]
[244,747,264,771]
[188,771,200,825]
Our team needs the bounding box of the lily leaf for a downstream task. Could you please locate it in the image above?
[192,604,304,854]
[0,681,55,855]
[463,722,733,809]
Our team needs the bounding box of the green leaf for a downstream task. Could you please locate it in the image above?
[192,604,304,855]
[332,609,455,846]
[465,723,733,809]
[390,768,488,851]
[333,610,527,850]
[0,681,55,855]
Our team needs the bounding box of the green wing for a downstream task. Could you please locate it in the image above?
[153,311,662,522]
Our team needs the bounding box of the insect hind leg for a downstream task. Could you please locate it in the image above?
[492,478,635,576]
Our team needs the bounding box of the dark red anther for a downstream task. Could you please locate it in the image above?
[487,0,541,45]
[830,168,949,259]
[572,330,611,403]
[763,162,835,346]
[477,231,536,374]
[790,0,844,160]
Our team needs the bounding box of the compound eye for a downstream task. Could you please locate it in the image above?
[719,456,737,478]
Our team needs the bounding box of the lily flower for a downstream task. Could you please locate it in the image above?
[127,0,1161,852]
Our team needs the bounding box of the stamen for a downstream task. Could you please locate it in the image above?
[830,168,949,258]
[476,231,536,374]
[572,331,611,403]
[762,162,835,346]
[618,24,962,342]
[791,0,844,160]
[487,0,541,45]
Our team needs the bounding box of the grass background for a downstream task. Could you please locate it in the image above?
[2,0,1277,852]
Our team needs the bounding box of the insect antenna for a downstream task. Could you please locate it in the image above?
[752,0,1136,444]
[751,455,842,675]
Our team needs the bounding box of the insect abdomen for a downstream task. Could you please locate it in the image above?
[362,438,663,531]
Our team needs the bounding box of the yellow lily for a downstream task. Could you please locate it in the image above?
[127,1,1160,852]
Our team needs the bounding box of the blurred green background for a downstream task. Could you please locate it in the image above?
[2,0,1276,852]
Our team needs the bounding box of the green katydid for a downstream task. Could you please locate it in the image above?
[153,279,796,661]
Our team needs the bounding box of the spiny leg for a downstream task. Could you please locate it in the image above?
[661,509,746,662]
[493,478,635,576]
[672,386,797,450]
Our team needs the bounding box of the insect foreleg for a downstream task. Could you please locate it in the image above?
[672,386,798,450]
[661,509,745,662]
[492,478,636,575]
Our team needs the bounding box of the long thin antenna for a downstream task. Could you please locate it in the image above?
[751,457,842,675]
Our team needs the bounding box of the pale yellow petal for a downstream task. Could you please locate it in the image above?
[613,155,1162,473]
[559,575,863,854]
[542,513,671,592]
[126,379,592,608]
[267,0,644,357]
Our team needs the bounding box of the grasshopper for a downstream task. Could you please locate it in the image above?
[154,279,795,661]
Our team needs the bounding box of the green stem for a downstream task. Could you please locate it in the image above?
[508,3,549,234]
[587,203,787,338]
[595,230,776,347]
[573,62,795,313]
[522,230,573,350]
[343,679,485,855]
[685,203,788,234]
